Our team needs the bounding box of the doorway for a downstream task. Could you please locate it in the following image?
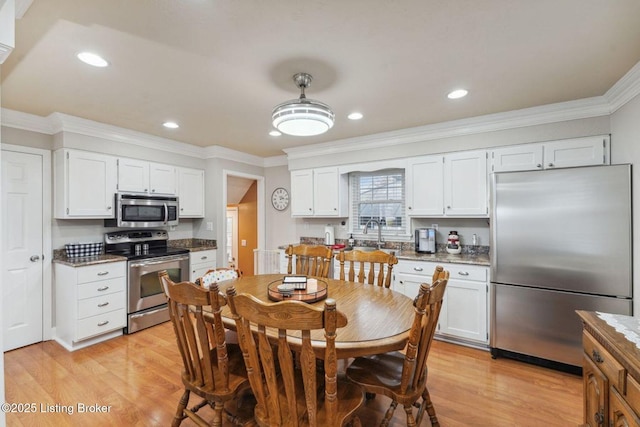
[2,145,52,351]
[226,207,238,268]
[223,171,265,276]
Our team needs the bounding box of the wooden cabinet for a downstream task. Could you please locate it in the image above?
[54,261,126,351]
[117,158,176,195]
[491,135,609,172]
[177,167,205,217]
[189,249,217,282]
[578,311,640,427]
[54,149,117,218]
[406,150,488,217]
[394,259,489,346]
[290,167,348,217]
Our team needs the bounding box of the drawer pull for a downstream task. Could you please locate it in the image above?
[97,320,110,327]
[97,271,109,276]
[201,256,208,260]
[413,267,423,272]
[592,349,604,364]
[458,271,470,276]
[97,302,110,308]
[97,286,110,292]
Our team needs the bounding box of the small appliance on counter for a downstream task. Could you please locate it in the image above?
[415,228,436,253]
[324,225,335,245]
[446,230,462,254]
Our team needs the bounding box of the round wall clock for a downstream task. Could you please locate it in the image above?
[271,187,289,211]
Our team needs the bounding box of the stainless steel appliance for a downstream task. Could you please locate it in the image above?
[490,164,632,371]
[104,229,189,333]
[415,228,436,253]
[104,193,179,228]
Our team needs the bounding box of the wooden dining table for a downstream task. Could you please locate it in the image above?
[213,273,416,359]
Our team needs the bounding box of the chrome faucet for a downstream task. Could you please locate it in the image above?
[363,219,384,249]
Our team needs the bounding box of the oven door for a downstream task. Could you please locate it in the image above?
[128,254,189,313]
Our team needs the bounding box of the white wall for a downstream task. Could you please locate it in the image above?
[610,93,640,315]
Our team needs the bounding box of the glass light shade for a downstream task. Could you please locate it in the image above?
[272,99,335,136]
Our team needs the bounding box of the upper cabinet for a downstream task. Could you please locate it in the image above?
[54,149,117,218]
[491,135,610,173]
[177,167,205,218]
[290,167,348,217]
[117,158,176,195]
[406,150,488,217]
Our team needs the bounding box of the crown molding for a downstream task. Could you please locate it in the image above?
[15,0,33,18]
[605,61,640,113]
[263,155,288,168]
[283,96,611,160]
[0,108,54,133]
[204,145,266,167]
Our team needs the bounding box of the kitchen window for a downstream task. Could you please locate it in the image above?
[350,169,406,237]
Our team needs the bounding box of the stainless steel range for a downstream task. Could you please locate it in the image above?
[104,230,189,333]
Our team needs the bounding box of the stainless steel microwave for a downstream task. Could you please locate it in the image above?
[105,193,179,228]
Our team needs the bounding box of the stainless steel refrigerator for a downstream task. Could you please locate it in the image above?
[490,164,632,370]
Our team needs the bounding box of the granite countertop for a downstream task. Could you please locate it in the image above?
[53,253,127,267]
[168,238,217,252]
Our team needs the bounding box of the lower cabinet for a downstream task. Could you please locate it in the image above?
[54,261,127,351]
[394,259,489,346]
[189,249,217,282]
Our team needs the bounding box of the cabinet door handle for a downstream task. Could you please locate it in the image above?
[548,163,554,167]
[201,256,208,260]
[458,271,470,276]
[408,206,412,210]
[97,286,110,292]
[536,163,542,168]
[97,271,109,276]
[97,302,110,307]
[107,206,112,210]
[413,267,423,272]
[97,320,110,327]
[592,349,604,363]
[593,409,604,425]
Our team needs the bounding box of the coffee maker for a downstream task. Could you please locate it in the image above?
[415,228,436,253]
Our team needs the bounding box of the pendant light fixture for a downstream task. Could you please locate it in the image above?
[272,73,335,136]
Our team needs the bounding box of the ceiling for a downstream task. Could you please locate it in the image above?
[2,1,640,158]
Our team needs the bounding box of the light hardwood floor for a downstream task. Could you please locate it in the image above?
[4,322,582,426]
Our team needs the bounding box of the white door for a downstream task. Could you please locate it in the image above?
[2,151,43,351]
[226,207,238,268]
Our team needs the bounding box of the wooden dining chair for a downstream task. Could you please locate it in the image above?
[286,244,334,278]
[158,271,254,427]
[336,249,398,288]
[225,286,365,427]
[345,267,449,427]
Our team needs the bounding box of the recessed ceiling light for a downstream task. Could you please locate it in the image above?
[76,52,109,67]
[348,112,363,120]
[269,130,282,137]
[163,121,179,129]
[447,89,468,99]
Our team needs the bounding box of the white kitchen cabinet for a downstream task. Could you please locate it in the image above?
[443,150,488,216]
[406,155,444,216]
[177,167,205,218]
[118,158,176,195]
[438,264,488,345]
[54,261,126,351]
[190,249,217,282]
[290,167,348,217]
[54,149,118,218]
[393,259,489,346]
[405,150,488,217]
[491,135,610,172]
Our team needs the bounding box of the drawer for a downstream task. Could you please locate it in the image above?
[190,250,217,266]
[77,291,125,319]
[611,386,640,425]
[625,375,640,417]
[77,262,126,284]
[395,260,439,277]
[77,277,125,299]
[448,265,487,282]
[75,308,126,341]
[583,331,626,391]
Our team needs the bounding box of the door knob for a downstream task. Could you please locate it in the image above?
[30,255,41,262]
